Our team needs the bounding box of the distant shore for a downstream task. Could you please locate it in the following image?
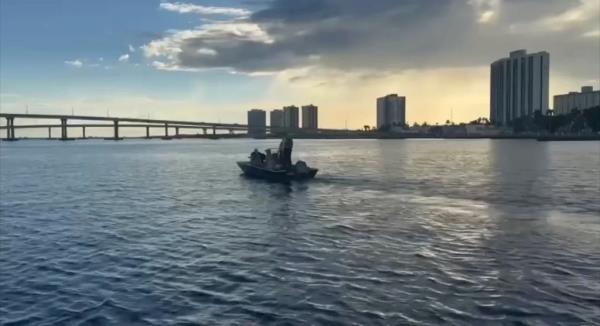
[3,133,599,142]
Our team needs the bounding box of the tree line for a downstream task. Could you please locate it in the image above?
[510,106,600,134]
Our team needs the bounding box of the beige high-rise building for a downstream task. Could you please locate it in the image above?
[376,94,406,128]
[301,105,318,129]
[283,106,299,129]
[247,109,266,137]
[490,49,550,125]
[553,86,600,115]
[270,109,283,128]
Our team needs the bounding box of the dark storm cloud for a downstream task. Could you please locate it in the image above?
[145,0,600,80]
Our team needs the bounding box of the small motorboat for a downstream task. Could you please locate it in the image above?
[237,138,318,181]
[237,160,318,181]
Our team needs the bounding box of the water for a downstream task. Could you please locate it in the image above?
[1,139,599,325]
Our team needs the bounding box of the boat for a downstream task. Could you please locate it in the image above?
[237,140,318,181]
[237,161,318,181]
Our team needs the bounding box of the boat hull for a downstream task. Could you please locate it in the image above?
[237,162,318,181]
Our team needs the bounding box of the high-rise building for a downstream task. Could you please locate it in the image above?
[490,49,549,125]
[301,105,318,129]
[553,86,600,115]
[270,109,283,129]
[377,94,406,129]
[283,105,299,129]
[247,109,266,137]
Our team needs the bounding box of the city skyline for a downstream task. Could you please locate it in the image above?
[1,0,599,128]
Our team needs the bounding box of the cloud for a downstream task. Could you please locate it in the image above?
[468,0,500,24]
[159,2,250,17]
[582,29,600,38]
[128,44,135,52]
[118,54,130,62]
[196,48,217,56]
[64,59,83,68]
[141,0,599,83]
[509,0,600,32]
[142,22,275,71]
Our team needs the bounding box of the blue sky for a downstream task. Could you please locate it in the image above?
[0,0,272,122]
[1,0,599,127]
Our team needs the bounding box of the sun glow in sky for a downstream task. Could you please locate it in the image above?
[1,0,599,128]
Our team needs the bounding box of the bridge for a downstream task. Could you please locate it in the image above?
[0,113,351,140]
[0,113,261,140]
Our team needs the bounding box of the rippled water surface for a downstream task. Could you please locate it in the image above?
[1,139,599,325]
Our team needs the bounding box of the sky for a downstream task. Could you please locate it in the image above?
[0,0,599,128]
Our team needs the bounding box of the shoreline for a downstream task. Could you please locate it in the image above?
[2,134,599,142]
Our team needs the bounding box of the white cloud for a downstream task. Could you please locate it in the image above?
[478,10,495,23]
[159,2,250,17]
[128,44,135,52]
[151,60,201,72]
[64,59,83,68]
[118,54,130,62]
[151,60,168,70]
[510,0,600,32]
[468,0,500,24]
[197,48,217,56]
[142,22,273,71]
[582,29,600,38]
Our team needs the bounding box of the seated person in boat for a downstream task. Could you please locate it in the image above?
[250,149,266,165]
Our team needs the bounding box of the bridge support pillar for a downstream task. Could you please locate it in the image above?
[176,127,180,137]
[48,127,52,139]
[203,128,207,135]
[5,117,15,140]
[10,117,15,139]
[146,126,150,138]
[212,126,216,135]
[82,126,86,139]
[229,129,234,135]
[113,120,119,139]
[164,123,169,137]
[60,118,68,140]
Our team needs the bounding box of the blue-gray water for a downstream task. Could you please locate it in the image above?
[1,139,599,325]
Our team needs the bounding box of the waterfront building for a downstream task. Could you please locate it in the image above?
[490,49,550,125]
[377,94,406,129]
[283,105,299,129]
[270,109,283,130]
[301,105,318,129]
[553,86,600,115]
[247,109,266,137]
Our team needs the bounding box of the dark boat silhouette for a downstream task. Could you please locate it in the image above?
[237,140,318,181]
[237,161,318,181]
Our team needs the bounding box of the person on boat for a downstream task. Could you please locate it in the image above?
[250,149,259,164]
[278,135,293,170]
[250,149,266,165]
[265,149,275,169]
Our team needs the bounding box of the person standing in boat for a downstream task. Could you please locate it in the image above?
[278,135,293,170]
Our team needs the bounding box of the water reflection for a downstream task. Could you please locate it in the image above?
[1,139,599,325]
[487,140,550,217]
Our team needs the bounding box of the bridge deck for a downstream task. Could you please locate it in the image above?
[0,113,250,129]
